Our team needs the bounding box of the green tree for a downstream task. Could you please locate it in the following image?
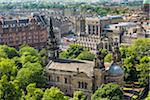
[16,62,45,89]
[0,45,19,59]
[145,91,150,100]
[137,56,150,87]
[42,87,68,100]
[99,49,108,59]
[59,44,85,59]
[77,51,95,61]
[19,46,42,64]
[67,44,85,59]
[123,56,138,82]
[0,59,17,80]
[72,91,86,100]
[0,75,22,100]
[104,53,112,62]
[122,39,150,86]
[92,83,123,100]
[22,83,44,100]
[59,51,69,59]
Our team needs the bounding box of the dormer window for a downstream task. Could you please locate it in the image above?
[11,24,15,27]
[2,25,9,28]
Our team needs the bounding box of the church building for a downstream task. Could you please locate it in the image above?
[45,18,124,99]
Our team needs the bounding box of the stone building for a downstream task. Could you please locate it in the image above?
[143,0,150,13]
[73,16,124,52]
[74,17,149,52]
[0,13,61,50]
[45,19,124,99]
[104,22,148,45]
[45,47,124,99]
[0,13,47,49]
[85,16,123,36]
[72,16,86,36]
[51,16,73,35]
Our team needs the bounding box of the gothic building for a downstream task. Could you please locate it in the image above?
[45,19,124,99]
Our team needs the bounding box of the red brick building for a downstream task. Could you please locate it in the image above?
[0,14,48,49]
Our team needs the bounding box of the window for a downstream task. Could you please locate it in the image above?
[78,82,81,88]
[56,76,59,82]
[85,83,87,89]
[65,89,67,93]
[81,82,84,88]
[49,75,51,81]
[78,82,88,89]
[64,78,68,84]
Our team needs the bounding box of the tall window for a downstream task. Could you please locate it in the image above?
[81,82,84,88]
[85,83,87,89]
[78,82,88,89]
[56,76,59,82]
[49,75,51,81]
[78,82,81,88]
[64,78,68,84]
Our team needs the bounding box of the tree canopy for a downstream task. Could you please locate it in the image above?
[59,44,95,61]
[121,38,150,87]
[92,83,123,100]
[0,45,45,99]
[42,87,68,100]
[72,91,86,100]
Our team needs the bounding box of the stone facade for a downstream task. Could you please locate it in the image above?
[0,14,48,49]
[45,44,124,99]
[45,18,124,99]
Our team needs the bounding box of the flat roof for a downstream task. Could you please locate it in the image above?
[109,22,137,27]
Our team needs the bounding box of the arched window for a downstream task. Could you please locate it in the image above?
[85,83,88,89]
[82,82,84,88]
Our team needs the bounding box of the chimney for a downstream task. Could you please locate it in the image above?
[16,16,19,23]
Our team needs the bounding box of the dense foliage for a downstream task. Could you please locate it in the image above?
[92,83,123,100]
[59,44,95,61]
[72,91,86,100]
[0,45,46,99]
[145,91,150,100]
[66,4,129,16]
[121,39,150,87]
[0,38,149,99]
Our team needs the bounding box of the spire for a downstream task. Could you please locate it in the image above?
[48,17,55,39]
[47,17,59,59]
[112,42,121,64]
[94,44,105,69]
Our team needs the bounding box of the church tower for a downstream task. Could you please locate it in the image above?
[93,45,105,91]
[47,17,59,59]
[106,42,124,86]
[112,42,122,65]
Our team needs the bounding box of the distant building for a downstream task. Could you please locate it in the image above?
[0,13,48,49]
[74,16,124,52]
[143,0,150,13]
[85,16,123,36]
[51,16,73,35]
[72,16,86,36]
[0,13,61,50]
[104,22,148,45]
